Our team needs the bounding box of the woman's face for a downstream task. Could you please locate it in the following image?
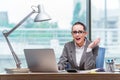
[71,24,87,46]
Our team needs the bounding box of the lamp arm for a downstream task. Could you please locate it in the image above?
[2,10,36,68]
[4,10,36,37]
[4,36,21,68]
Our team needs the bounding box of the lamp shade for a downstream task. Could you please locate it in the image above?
[34,5,51,22]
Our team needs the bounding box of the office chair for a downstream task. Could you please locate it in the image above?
[96,47,106,68]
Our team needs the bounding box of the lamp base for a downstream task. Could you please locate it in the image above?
[5,68,30,73]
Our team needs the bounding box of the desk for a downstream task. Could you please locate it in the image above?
[0,72,120,80]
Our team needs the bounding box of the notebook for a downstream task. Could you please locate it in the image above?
[24,48,58,72]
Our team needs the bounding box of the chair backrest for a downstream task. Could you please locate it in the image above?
[96,47,106,68]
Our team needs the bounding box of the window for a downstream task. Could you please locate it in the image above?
[91,0,120,67]
[0,0,87,73]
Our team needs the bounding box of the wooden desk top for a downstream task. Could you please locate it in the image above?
[0,72,120,80]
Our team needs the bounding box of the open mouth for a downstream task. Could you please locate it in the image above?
[75,38,81,41]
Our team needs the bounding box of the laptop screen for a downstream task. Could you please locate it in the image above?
[24,48,58,72]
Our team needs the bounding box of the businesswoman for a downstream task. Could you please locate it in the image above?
[58,22,100,70]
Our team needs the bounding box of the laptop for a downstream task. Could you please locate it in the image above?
[24,48,58,72]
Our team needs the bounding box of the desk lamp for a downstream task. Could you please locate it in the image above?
[2,5,51,73]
